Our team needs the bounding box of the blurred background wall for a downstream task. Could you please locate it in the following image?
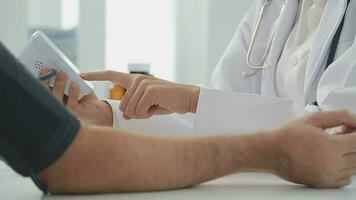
[0,0,253,97]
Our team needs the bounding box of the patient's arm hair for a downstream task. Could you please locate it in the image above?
[40,124,273,194]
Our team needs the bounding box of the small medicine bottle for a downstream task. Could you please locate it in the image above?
[110,63,151,100]
[110,85,126,100]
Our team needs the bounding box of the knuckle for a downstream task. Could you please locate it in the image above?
[133,74,152,85]
[133,74,145,81]
[146,85,157,93]
[126,105,135,116]
[140,79,152,88]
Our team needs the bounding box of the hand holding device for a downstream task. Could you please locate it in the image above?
[19,31,94,99]
[40,68,113,127]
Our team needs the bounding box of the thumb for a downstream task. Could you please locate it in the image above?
[80,70,131,88]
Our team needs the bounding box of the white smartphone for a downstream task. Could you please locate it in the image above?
[18,31,94,99]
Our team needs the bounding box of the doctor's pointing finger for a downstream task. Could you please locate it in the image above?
[76,0,356,136]
[81,70,131,88]
[81,71,200,119]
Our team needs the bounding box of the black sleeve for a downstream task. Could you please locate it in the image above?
[0,42,80,192]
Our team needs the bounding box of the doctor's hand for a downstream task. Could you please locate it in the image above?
[269,110,356,188]
[81,70,200,120]
[40,68,113,126]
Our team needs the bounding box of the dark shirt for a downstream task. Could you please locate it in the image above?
[0,42,80,192]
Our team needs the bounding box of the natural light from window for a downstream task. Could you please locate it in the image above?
[61,0,79,29]
[106,0,175,81]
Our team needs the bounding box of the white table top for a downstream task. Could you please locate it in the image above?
[1,162,355,200]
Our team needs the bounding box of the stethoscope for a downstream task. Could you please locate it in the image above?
[243,0,350,108]
[244,0,348,78]
[245,0,287,71]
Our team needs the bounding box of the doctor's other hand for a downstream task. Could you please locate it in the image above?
[40,68,113,126]
[269,110,356,188]
[81,70,200,120]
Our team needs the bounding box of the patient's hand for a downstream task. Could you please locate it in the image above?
[269,110,356,188]
[40,68,113,126]
[81,70,200,120]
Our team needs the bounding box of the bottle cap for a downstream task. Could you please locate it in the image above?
[128,63,151,73]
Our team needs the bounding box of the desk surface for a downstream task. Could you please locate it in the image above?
[0,163,355,200]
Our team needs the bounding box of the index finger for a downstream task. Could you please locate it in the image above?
[80,70,131,88]
[309,110,356,129]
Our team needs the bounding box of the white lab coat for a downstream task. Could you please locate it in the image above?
[107,0,356,136]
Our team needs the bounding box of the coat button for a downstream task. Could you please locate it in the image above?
[291,58,298,66]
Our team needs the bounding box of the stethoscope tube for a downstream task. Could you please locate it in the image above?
[245,0,286,70]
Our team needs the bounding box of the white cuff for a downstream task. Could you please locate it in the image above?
[195,88,307,135]
[104,99,196,136]
[104,99,122,129]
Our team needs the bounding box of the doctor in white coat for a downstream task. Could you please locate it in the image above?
[51,0,356,136]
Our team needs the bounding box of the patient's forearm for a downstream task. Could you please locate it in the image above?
[40,124,274,194]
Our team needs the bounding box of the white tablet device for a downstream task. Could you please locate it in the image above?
[18,31,94,99]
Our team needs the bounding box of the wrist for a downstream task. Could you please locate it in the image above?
[231,130,277,173]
